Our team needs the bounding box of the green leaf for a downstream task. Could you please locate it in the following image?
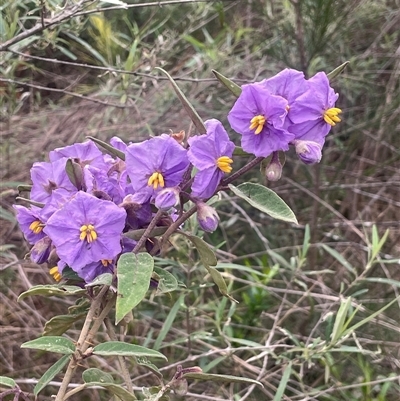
[18,285,85,301]
[87,136,126,161]
[92,341,167,360]
[362,277,400,288]
[204,265,238,303]
[84,382,137,401]
[212,69,242,97]
[65,159,83,190]
[154,294,185,350]
[321,244,356,274]
[43,311,87,336]
[15,197,44,208]
[153,267,178,293]
[0,376,16,388]
[273,362,292,401]
[330,296,352,344]
[116,253,154,324]
[17,184,32,192]
[229,183,298,224]
[34,355,69,395]
[21,336,75,355]
[82,368,114,384]
[182,372,263,387]
[136,357,163,378]
[86,273,113,287]
[181,233,217,266]
[156,67,206,134]
[327,61,350,81]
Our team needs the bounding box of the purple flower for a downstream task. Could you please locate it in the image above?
[125,134,190,203]
[43,191,126,270]
[228,84,294,157]
[288,72,341,144]
[30,158,77,203]
[13,205,46,244]
[49,141,109,170]
[260,69,309,125]
[155,187,181,211]
[188,119,235,199]
[78,259,115,283]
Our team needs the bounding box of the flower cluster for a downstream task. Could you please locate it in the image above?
[14,68,341,284]
[228,69,341,164]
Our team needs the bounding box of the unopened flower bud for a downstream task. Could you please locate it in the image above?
[30,236,52,264]
[171,378,188,396]
[155,187,181,211]
[294,140,322,165]
[196,201,219,232]
[265,151,282,181]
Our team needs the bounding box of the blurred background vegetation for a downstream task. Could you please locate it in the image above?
[1,0,399,400]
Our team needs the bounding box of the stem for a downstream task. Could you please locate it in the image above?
[220,157,264,187]
[55,286,111,401]
[105,318,136,397]
[132,209,164,254]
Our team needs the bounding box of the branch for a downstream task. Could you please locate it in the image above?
[0,77,133,108]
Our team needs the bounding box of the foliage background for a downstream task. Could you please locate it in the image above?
[1,0,399,400]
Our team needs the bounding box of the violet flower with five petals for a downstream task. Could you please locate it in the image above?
[188,119,235,199]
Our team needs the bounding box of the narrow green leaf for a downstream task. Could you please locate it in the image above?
[123,226,168,241]
[82,368,114,384]
[321,244,356,274]
[154,294,185,350]
[43,311,87,336]
[181,233,217,266]
[362,277,400,288]
[330,297,352,344]
[65,159,83,190]
[18,285,85,301]
[21,336,75,355]
[0,376,16,388]
[93,341,167,360]
[87,136,126,161]
[273,362,292,401]
[116,253,154,324]
[229,183,298,224]
[153,267,178,293]
[327,61,350,81]
[86,273,113,287]
[156,67,206,134]
[204,265,238,303]
[83,382,137,401]
[233,146,251,156]
[17,184,32,192]
[34,355,69,395]
[182,372,263,387]
[342,295,400,337]
[136,357,163,378]
[212,69,242,97]
[15,197,44,208]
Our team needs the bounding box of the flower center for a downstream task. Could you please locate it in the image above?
[49,266,62,282]
[147,172,165,189]
[101,259,113,267]
[323,107,342,126]
[216,156,233,173]
[79,224,98,243]
[249,115,266,135]
[29,220,43,234]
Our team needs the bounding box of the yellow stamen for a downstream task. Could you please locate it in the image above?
[249,115,266,135]
[79,224,98,243]
[216,156,233,173]
[323,107,342,126]
[101,259,113,267]
[49,266,62,282]
[29,220,43,234]
[147,172,165,189]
